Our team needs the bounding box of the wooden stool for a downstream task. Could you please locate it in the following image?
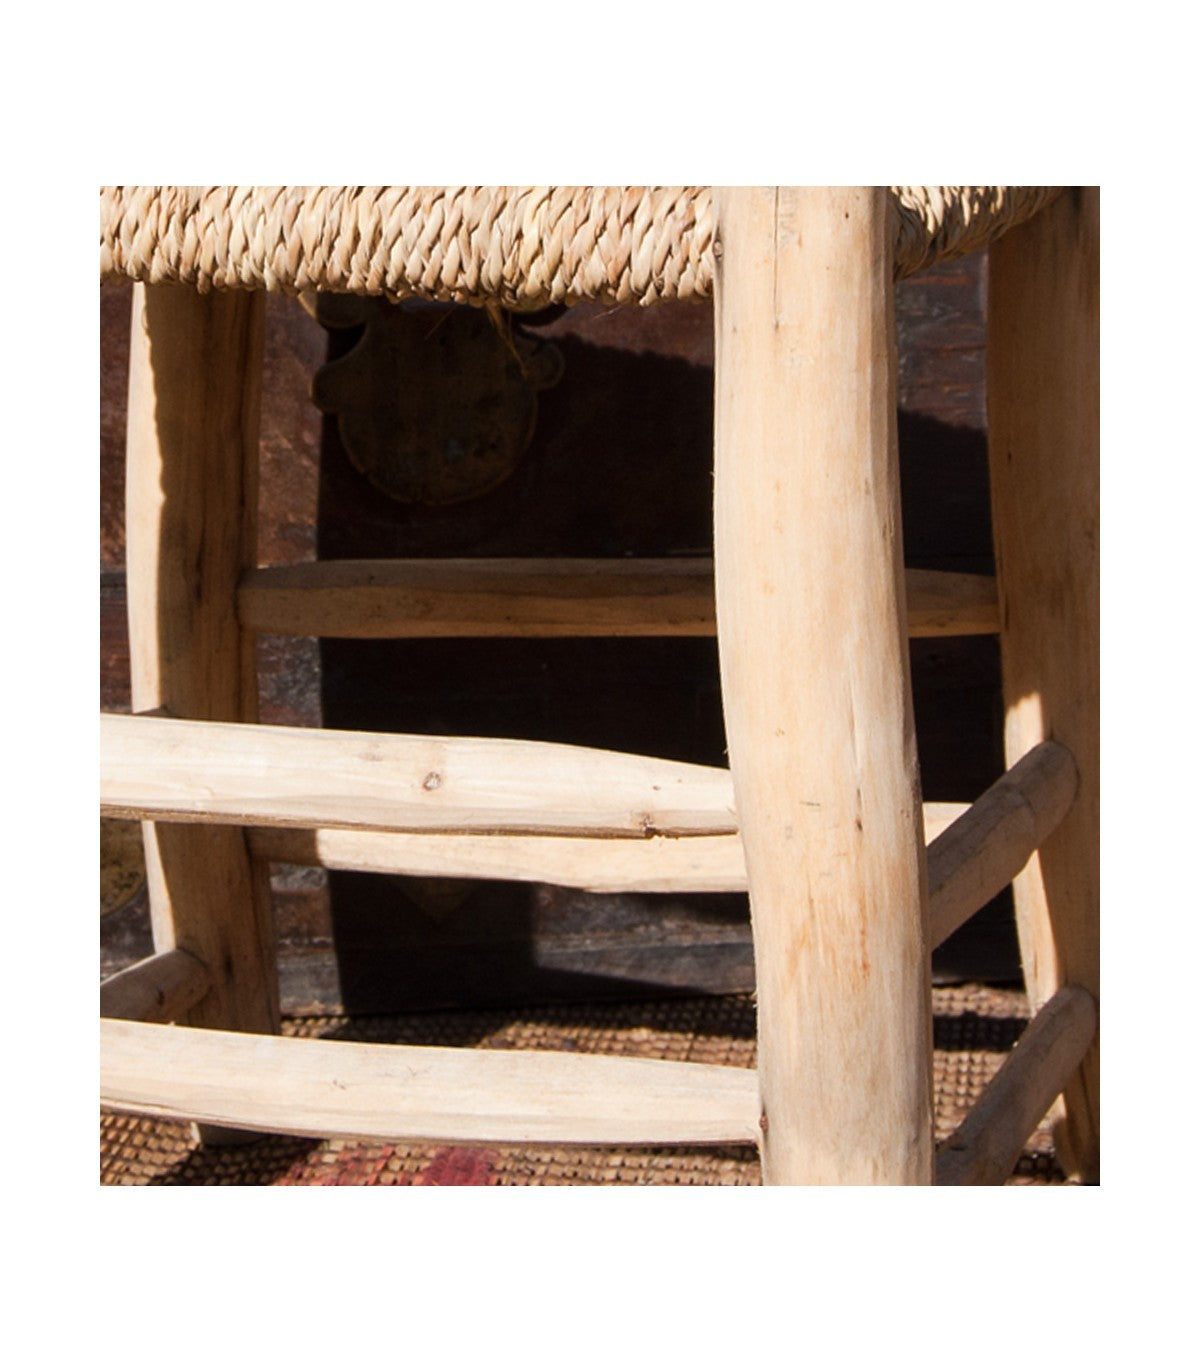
[99,186,1098,1184]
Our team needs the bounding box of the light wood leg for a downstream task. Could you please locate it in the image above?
[125,283,279,1044]
[987,188,1100,1181]
[713,188,933,1184]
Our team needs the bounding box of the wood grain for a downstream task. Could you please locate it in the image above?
[936,985,1096,1185]
[714,187,932,1183]
[238,558,998,639]
[988,188,1100,1180]
[100,949,211,1023]
[927,741,1078,949]
[100,712,738,838]
[124,283,279,1037]
[100,1018,761,1145]
[249,802,968,892]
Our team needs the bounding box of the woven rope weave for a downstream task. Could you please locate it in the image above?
[100,186,1062,309]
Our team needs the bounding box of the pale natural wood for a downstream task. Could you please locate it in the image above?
[927,741,1078,949]
[713,188,932,1184]
[903,568,999,637]
[238,558,997,639]
[100,1019,761,1145]
[988,189,1099,1180]
[99,949,211,1023]
[936,985,1097,1185]
[125,283,278,1043]
[249,802,968,892]
[254,828,749,891]
[100,712,737,838]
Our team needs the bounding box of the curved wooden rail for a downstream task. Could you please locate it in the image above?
[936,985,1097,1185]
[101,1019,761,1146]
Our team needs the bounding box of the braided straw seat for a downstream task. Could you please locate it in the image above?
[100,186,1062,309]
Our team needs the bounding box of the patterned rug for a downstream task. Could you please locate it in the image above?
[100,984,1072,1185]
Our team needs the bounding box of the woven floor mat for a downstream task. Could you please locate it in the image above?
[100,984,1071,1185]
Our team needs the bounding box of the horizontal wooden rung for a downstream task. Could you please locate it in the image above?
[936,985,1097,1185]
[238,559,999,639]
[904,568,1001,637]
[99,948,211,1023]
[100,1019,761,1146]
[250,801,969,892]
[927,740,1079,949]
[254,828,748,892]
[100,713,737,839]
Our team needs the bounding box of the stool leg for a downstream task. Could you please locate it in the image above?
[125,283,279,1045]
[713,188,933,1184]
[987,189,1100,1181]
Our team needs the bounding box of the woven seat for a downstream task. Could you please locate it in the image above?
[99,186,1098,1184]
[101,185,1062,308]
